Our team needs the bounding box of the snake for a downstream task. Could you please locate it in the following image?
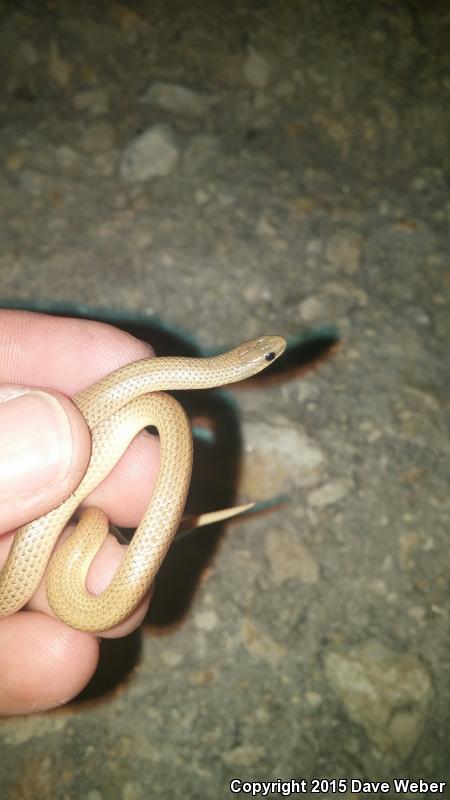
[0,335,286,632]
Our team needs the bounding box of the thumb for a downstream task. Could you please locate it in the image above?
[0,386,91,534]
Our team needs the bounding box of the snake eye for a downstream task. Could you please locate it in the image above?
[264,351,276,362]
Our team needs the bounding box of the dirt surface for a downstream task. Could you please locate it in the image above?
[0,1,449,798]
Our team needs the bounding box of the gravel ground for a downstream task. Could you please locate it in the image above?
[0,1,449,798]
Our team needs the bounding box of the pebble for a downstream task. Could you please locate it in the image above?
[182,134,220,173]
[193,609,219,631]
[264,529,320,585]
[296,381,320,404]
[325,230,363,274]
[122,782,143,800]
[73,87,110,116]
[55,144,79,169]
[120,124,179,182]
[18,41,39,67]
[324,639,432,760]
[243,46,270,89]
[300,282,367,323]
[305,691,323,708]
[240,421,325,497]
[188,666,217,686]
[274,79,296,98]
[80,121,115,153]
[299,295,324,323]
[307,479,353,508]
[160,648,184,667]
[222,743,267,767]
[140,81,214,116]
[47,39,72,87]
[241,617,286,666]
[87,792,103,800]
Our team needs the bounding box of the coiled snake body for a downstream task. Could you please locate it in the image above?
[0,335,286,632]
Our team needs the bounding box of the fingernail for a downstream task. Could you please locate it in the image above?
[0,390,73,497]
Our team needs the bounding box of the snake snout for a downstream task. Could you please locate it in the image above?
[236,335,286,369]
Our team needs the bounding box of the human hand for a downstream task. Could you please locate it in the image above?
[0,310,160,715]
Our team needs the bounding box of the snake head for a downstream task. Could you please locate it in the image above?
[235,335,286,372]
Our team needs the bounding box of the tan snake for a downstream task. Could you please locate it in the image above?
[0,335,286,632]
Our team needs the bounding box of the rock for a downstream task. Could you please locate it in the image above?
[299,282,367,323]
[324,639,432,761]
[243,46,270,89]
[308,479,353,508]
[264,529,320,585]
[18,41,39,67]
[256,212,278,238]
[182,134,220,173]
[120,124,179,181]
[55,145,78,169]
[325,231,363,274]
[222,744,267,767]
[274,79,296,98]
[73,88,110,116]
[299,296,324,323]
[241,617,286,666]
[80,121,115,152]
[193,609,219,631]
[253,90,272,110]
[240,421,325,497]
[305,691,323,708]
[140,81,214,116]
[48,39,72,87]
[160,648,184,667]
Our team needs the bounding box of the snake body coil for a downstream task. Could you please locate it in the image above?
[0,335,286,632]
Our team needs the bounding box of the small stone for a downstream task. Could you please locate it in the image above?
[399,531,420,572]
[305,691,323,708]
[375,101,399,130]
[80,121,115,152]
[18,41,39,67]
[264,529,320,585]
[5,151,25,171]
[243,46,270,89]
[241,618,286,666]
[111,6,143,35]
[223,744,266,767]
[314,112,350,152]
[253,90,271,110]
[188,666,217,685]
[325,231,363,274]
[299,283,367,323]
[240,422,325,497]
[324,639,432,760]
[122,782,142,800]
[193,609,218,631]
[132,227,153,250]
[120,124,179,182]
[160,648,184,667]
[408,606,425,622]
[140,81,214,116]
[256,212,278,238]
[73,87,110,116]
[296,381,319,404]
[308,479,353,508]
[87,791,103,800]
[48,39,72,87]
[195,188,209,204]
[299,296,324,323]
[182,134,220,173]
[275,79,295,98]
[55,145,78,168]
